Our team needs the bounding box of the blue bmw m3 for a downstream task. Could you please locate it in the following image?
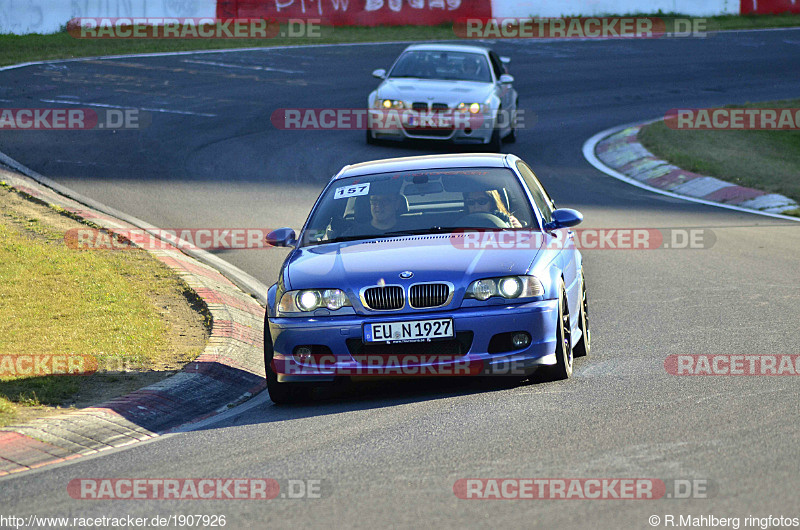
[264,153,590,404]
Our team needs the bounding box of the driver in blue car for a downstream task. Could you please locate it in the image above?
[336,191,405,239]
[369,193,403,231]
[464,190,523,227]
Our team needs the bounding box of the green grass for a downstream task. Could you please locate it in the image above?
[639,98,800,213]
[594,12,800,31]
[0,185,206,425]
[702,13,800,31]
[0,218,171,367]
[2,14,800,67]
[0,24,453,66]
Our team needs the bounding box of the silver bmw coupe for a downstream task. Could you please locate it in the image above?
[366,44,519,151]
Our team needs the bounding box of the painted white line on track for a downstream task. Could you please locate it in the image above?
[582,121,800,223]
[182,58,303,74]
[40,98,216,117]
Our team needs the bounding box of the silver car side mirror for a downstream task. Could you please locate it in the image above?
[372,69,387,80]
[499,74,514,84]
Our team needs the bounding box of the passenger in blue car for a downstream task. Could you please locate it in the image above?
[464,190,523,227]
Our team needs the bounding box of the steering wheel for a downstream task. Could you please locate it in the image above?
[458,212,510,228]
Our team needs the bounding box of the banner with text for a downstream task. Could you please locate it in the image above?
[217,0,491,25]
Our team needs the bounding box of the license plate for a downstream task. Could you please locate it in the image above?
[364,318,454,344]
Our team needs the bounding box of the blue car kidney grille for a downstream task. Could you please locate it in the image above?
[409,283,449,308]
[363,286,404,310]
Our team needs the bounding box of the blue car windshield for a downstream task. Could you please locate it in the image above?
[300,168,536,246]
[388,51,493,83]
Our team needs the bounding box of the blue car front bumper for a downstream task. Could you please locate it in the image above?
[269,299,559,382]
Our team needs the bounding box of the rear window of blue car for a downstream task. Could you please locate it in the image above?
[301,167,536,246]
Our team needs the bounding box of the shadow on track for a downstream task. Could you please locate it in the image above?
[189,370,570,431]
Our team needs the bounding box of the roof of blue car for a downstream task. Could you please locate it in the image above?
[335,153,510,179]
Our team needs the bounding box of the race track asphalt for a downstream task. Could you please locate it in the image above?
[1,29,799,528]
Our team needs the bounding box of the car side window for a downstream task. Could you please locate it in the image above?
[516,161,555,226]
[488,51,504,80]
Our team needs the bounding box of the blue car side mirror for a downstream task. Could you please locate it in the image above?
[544,208,583,232]
[266,227,297,247]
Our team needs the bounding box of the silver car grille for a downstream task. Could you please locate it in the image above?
[409,283,451,308]
[363,286,404,311]
[411,102,449,112]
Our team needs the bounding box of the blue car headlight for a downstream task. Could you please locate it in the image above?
[278,289,352,314]
[465,276,544,301]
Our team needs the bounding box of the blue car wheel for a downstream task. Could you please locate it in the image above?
[545,281,573,380]
[573,271,590,358]
[264,316,314,405]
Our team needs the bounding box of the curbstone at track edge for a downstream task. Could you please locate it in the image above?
[583,120,800,221]
[0,161,269,477]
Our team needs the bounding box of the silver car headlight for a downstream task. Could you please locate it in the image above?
[379,99,406,110]
[465,276,544,301]
[457,102,484,114]
[279,289,352,313]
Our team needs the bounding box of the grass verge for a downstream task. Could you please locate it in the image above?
[0,182,210,426]
[2,14,800,67]
[639,98,800,216]
[0,24,453,67]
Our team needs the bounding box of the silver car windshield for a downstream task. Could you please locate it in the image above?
[301,168,535,246]
[388,51,493,83]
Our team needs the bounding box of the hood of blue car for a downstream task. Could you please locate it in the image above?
[285,234,542,294]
